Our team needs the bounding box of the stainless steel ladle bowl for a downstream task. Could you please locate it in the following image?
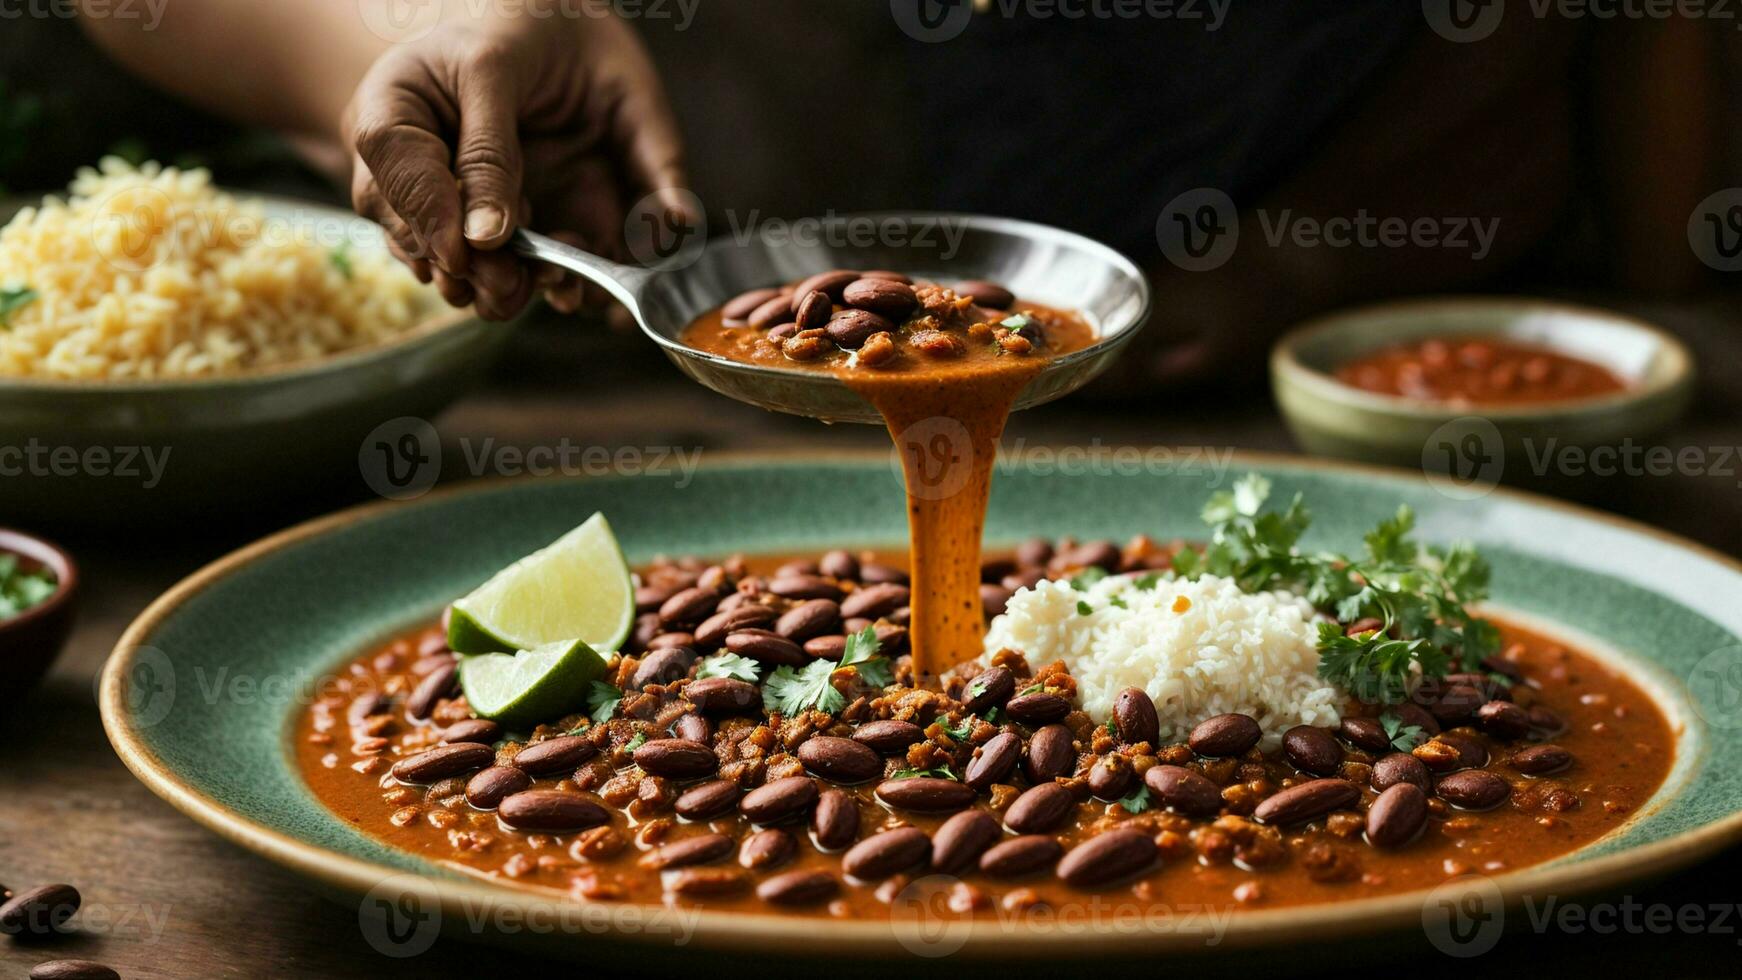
[512,212,1152,424]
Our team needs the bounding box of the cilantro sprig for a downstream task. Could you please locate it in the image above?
[0,285,37,329]
[586,681,622,723]
[762,626,894,716]
[696,651,760,682]
[0,554,56,619]
[1177,474,1496,705]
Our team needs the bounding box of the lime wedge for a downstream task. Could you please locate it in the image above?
[458,639,607,729]
[447,513,633,654]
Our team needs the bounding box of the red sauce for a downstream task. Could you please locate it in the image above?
[1336,336,1628,406]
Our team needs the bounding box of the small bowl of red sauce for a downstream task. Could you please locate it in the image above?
[1271,298,1693,477]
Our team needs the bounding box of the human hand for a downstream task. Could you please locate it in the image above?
[343,13,689,320]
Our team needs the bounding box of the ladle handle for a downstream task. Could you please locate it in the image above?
[509,229,652,313]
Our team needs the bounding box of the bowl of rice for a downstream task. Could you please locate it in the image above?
[0,159,510,526]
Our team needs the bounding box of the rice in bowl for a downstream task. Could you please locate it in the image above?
[0,158,435,380]
[983,572,1342,749]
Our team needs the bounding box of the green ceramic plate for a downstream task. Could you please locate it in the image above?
[100,452,1742,964]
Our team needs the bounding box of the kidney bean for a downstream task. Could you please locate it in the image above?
[722,287,782,323]
[853,719,925,755]
[465,765,532,809]
[875,628,912,655]
[673,779,739,821]
[955,279,1015,310]
[1429,685,1484,725]
[1437,770,1511,810]
[842,278,917,318]
[1006,692,1071,726]
[673,713,711,743]
[775,599,843,641]
[683,677,760,714]
[1057,830,1158,887]
[1338,717,1392,753]
[1510,744,1573,776]
[811,788,861,850]
[803,635,847,659]
[740,829,797,870]
[1015,538,1054,568]
[1439,734,1490,770]
[825,309,893,350]
[980,556,1017,583]
[29,962,119,980]
[1188,713,1262,757]
[1003,569,1046,591]
[741,776,819,824]
[979,835,1063,878]
[961,667,1015,715]
[1252,778,1361,826]
[793,269,859,301]
[817,549,859,580]
[1004,783,1076,834]
[497,790,609,832]
[347,691,387,724]
[1024,724,1077,782]
[843,827,931,880]
[0,883,79,936]
[793,289,832,330]
[797,736,882,784]
[859,562,910,585]
[757,869,839,906]
[1445,672,1512,702]
[513,735,597,775]
[930,810,1001,875]
[693,605,777,648]
[747,294,795,329]
[442,719,501,745]
[1476,700,1531,740]
[875,777,976,812]
[1143,764,1222,817]
[980,584,1014,619]
[1371,753,1432,792]
[392,742,494,784]
[643,833,733,870]
[405,660,457,720]
[1088,755,1135,800]
[840,582,911,620]
[1527,705,1566,737]
[724,628,807,667]
[630,647,697,690]
[634,739,718,780]
[659,586,722,627]
[964,732,1021,790]
[768,575,845,602]
[1366,783,1429,848]
[1283,726,1344,776]
[667,867,750,897]
[1113,688,1160,746]
[648,632,695,650]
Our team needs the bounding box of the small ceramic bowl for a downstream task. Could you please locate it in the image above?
[1271,297,1694,475]
[0,527,78,692]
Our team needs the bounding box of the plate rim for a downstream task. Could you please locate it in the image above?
[99,448,1742,956]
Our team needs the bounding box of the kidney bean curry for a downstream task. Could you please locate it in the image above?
[299,460,1674,918]
[1336,335,1628,406]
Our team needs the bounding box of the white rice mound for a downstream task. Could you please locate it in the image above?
[983,572,1341,749]
[0,158,434,380]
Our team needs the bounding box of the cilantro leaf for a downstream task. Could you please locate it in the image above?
[1117,785,1152,813]
[0,285,37,328]
[1068,566,1108,591]
[587,681,622,723]
[1380,711,1426,751]
[328,244,354,280]
[940,716,975,741]
[1132,572,1163,591]
[890,764,958,780]
[839,625,893,688]
[624,731,648,752]
[1076,600,1093,616]
[763,659,845,716]
[696,652,760,682]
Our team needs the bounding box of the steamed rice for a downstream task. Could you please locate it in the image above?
[983,572,1341,749]
[0,158,433,380]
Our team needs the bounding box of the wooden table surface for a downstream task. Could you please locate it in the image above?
[6,300,1742,979]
